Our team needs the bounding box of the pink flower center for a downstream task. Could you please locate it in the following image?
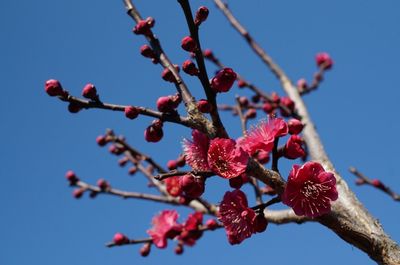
[301,180,321,199]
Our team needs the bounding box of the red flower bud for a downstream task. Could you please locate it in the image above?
[280,96,295,117]
[197,99,212,113]
[255,150,270,164]
[176,156,186,167]
[229,175,243,189]
[82,83,98,100]
[238,96,249,107]
[113,233,129,245]
[262,102,275,114]
[174,244,184,255]
[210,68,237,93]
[133,17,155,36]
[297,78,308,90]
[271,92,280,103]
[205,219,218,230]
[140,243,151,257]
[251,94,261,103]
[372,179,384,189]
[97,179,109,190]
[194,6,209,26]
[284,135,306,159]
[73,188,85,199]
[181,36,197,52]
[315,52,333,70]
[124,106,139,119]
[179,174,205,198]
[118,157,129,167]
[96,135,107,146]
[237,79,247,88]
[140,44,155,58]
[65,170,78,184]
[128,166,137,175]
[156,96,175,113]
[161,65,180,83]
[144,123,164,143]
[45,79,64,97]
[182,60,199,76]
[167,160,178,170]
[288,118,304,135]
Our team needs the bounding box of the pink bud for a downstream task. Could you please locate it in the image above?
[174,244,184,255]
[284,135,305,159]
[144,124,164,143]
[372,179,384,188]
[197,99,212,113]
[167,160,178,170]
[315,52,333,70]
[179,174,205,198]
[205,219,218,230]
[288,118,304,135]
[203,49,214,59]
[176,156,186,167]
[251,94,261,103]
[194,6,209,26]
[65,170,78,184]
[238,96,249,107]
[161,65,180,83]
[128,166,137,175]
[229,176,243,189]
[97,179,109,190]
[118,157,129,167]
[133,17,155,36]
[181,36,197,52]
[271,92,280,103]
[124,106,139,119]
[73,188,85,199]
[182,60,199,76]
[140,243,151,257]
[96,135,107,146]
[113,233,129,245]
[82,83,98,100]
[140,45,155,58]
[156,96,175,113]
[45,79,64,97]
[297,78,308,90]
[255,150,270,164]
[280,96,295,117]
[355,178,366,185]
[262,102,274,114]
[211,68,237,93]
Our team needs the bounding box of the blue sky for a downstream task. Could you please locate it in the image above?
[1,0,400,264]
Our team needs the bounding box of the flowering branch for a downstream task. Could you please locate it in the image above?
[178,0,228,137]
[122,0,217,137]
[155,170,214,181]
[214,1,400,263]
[349,167,400,201]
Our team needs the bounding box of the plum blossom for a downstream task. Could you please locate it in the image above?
[147,210,182,248]
[282,161,338,218]
[182,130,210,171]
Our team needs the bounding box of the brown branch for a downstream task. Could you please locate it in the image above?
[178,0,228,138]
[235,96,247,135]
[215,1,400,263]
[155,170,214,181]
[123,0,217,137]
[349,167,400,201]
[264,209,311,225]
[61,94,193,128]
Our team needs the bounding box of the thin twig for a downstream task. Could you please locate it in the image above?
[349,167,400,201]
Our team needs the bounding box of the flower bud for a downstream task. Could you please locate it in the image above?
[65,170,78,184]
[237,79,247,88]
[244,108,257,119]
[203,49,214,59]
[284,135,305,159]
[181,36,197,52]
[161,65,180,83]
[82,83,98,100]
[140,44,155,58]
[182,60,199,76]
[156,96,175,113]
[174,244,184,255]
[280,96,295,117]
[140,242,151,257]
[197,99,212,113]
[167,160,178,170]
[315,52,333,70]
[97,179,109,190]
[297,78,308,90]
[179,174,205,198]
[194,6,209,26]
[45,79,64,97]
[113,233,129,245]
[144,123,164,143]
[229,175,243,189]
[253,214,268,233]
[210,68,237,93]
[124,106,139,120]
[262,102,274,114]
[133,17,155,36]
[73,188,85,199]
[372,179,384,189]
[288,118,304,135]
[96,135,107,146]
[255,150,270,164]
[68,102,82,113]
[205,219,218,230]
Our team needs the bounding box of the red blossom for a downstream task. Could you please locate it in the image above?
[239,118,288,156]
[147,210,182,249]
[284,135,306,159]
[207,138,248,179]
[183,130,210,171]
[179,174,205,198]
[315,52,333,70]
[218,190,256,245]
[210,68,237,93]
[178,212,203,246]
[282,161,338,218]
[165,176,182,197]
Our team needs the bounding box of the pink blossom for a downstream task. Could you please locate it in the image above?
[315,52,333,70]
[239,118,288,156]
[147,210,182,248]
[182,130,210,171]
[284,135,306,159]
[218,190,256,245]
[282,161,338,218]
[178,212,203,246]
[165,176,182,197]
[207,138,248,179]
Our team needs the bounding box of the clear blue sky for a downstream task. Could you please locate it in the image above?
[1,0,400,264]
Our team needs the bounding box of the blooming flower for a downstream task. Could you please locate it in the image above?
[218,190,256,245]
[183,130,210,171]
[178,212,204,246]
[282,161,338,218]
[165,176,182,197]
[207,138,248,179]
[239,118,288,156]
[147,210,182,248]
